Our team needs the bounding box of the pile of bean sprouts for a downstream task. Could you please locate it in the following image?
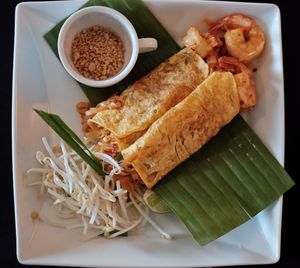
[25,137,171,240]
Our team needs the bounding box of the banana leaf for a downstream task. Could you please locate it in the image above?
[154,115,294,245]
[44,0,294,246]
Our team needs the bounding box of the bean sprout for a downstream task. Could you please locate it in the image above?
[26,137,170,240]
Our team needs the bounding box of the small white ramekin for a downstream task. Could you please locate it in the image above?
[58,6,157,88]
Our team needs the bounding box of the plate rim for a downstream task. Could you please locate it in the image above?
[12,0,285,266]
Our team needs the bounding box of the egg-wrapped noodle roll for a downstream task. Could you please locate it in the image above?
[122,72,240,188]
[89,48,209,150]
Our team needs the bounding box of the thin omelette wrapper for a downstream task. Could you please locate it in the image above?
[89,48,209,149]
[122,72,240,188]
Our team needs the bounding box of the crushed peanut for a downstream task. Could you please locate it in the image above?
[71,25,124,80]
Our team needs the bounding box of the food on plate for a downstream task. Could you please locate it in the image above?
[25,137,171,240]
[87,47,209,150]
[83,13,264,188]
[72,25,124,80]
[182,13,265,64]
[28,13,265,240]
[218,56,256,109]
[182,13,264,109]
[122,72,239,188]
[220,14,265,63]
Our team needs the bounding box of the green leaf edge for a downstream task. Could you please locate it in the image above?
[34,109,104,176]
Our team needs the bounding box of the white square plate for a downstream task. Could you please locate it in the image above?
[12,0,284,267]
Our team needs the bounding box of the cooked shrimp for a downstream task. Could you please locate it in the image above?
[220,14,265,63]
[218,56,256,110]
